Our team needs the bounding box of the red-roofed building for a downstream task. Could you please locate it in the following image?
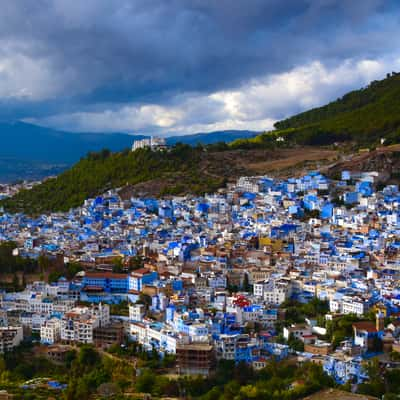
[353,315,383,350]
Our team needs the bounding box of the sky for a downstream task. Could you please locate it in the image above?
[0,0,399,135]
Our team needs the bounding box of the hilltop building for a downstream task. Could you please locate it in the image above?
[132,136,167,151]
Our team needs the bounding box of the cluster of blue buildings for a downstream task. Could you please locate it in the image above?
[1,168,400,383]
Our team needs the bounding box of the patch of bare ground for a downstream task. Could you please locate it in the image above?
[326,144,400,181]
[119,146,338,198]
[119,178,176,199]
[246,148,338,174]
[301,388,378,400]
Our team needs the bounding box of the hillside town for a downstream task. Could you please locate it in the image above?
[0,180,43,200]
[0,168,400,389]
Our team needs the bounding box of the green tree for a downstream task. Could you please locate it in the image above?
[287,334,305,352]
[137,293,152,309]
[129,255,144,271]
[48,270,63,283]
[112,257,124,273]
[135,369,156,393]
[38,254,51,272]
[66,261,83,279]
[358,359,385,397]
[78,345,101,369]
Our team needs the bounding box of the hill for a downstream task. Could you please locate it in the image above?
[0,145,337,214]
[0,122,257,182]
[5,72,400,213]
[0,122,256,164]
[0,145,228,213]
[233,71,400,148]
[0,121,140,164]
[0,122,141,182]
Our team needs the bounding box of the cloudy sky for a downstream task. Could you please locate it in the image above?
[1,0,399,135]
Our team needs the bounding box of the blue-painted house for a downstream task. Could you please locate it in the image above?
[83,272,129,293]
[129,268,158,291]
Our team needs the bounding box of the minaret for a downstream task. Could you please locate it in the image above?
[143,241,149,257]
[376,311,384,332]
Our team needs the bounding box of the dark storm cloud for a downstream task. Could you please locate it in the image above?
[0,0,398,128]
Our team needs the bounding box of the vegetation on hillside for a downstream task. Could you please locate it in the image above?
[0,343,135,399]
[0,144,224,214]
[232,71,400,147]
[0,242,38,275]
[3,72,400,214]
[0,241,84,290]
[0,342,337,400]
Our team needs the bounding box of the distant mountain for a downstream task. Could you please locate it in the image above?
[166,130,257,146]
[5,72,400,212]
[0,122,257,165]
[0,159,68,183]
[0,122,256,182]
[0,122,141,164]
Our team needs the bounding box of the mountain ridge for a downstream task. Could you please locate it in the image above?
[233,71,400,148]
[0,122,257,182]
[3,72,400,212]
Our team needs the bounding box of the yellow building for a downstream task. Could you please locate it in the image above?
[259,237,283,252]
